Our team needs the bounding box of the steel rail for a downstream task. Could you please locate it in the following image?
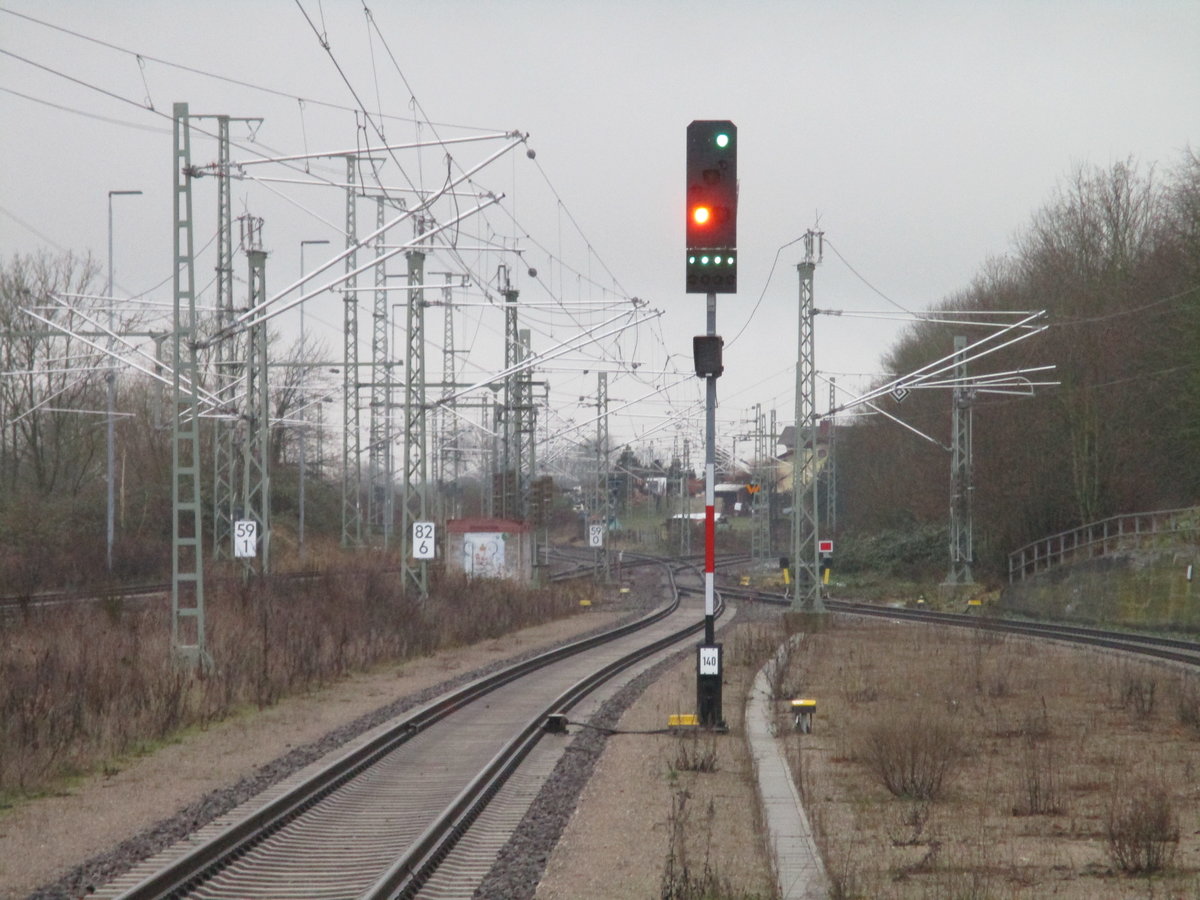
[366,558,718,898]
[115,556,715,900]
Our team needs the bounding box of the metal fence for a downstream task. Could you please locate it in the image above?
[1008,506,1200,583]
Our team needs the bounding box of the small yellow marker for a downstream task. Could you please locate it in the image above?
[668,713,699,728]
[579,599,592,607]
[739,575,750,586]
[967,598,982,607]
[791,698,817,733]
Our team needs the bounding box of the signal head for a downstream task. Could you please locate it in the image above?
[685,120,737,293]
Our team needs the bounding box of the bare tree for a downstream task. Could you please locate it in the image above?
[0,250,107,497]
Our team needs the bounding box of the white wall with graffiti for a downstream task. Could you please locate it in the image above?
[445,518,532,583]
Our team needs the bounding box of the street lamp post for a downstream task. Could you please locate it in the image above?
[106,189,142,572]
[299,239,330,562]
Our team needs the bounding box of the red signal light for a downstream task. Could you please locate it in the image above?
[692,205,711,226]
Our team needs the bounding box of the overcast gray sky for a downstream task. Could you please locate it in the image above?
[2,1,1198,466]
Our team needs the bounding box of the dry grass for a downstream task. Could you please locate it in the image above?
[785,617,1200,898]
[0,563,593,801]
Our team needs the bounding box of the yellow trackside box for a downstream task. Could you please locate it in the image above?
[668,714,699,728]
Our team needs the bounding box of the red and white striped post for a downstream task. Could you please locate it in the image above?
[704,457,716,643]
[696,292,722,728]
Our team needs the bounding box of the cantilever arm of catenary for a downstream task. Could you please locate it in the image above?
[214,193,504,344]
[851,310,1044,409]
[221,132,521,170]
[541,375,694,447]
[839,310,1047,413]
[205,134,527,345]
[2,369,92,427]
[860,396,950,451]
[435,309,664,409]
[24,304,231,417]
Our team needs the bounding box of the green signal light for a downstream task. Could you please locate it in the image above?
[715,133,730,148]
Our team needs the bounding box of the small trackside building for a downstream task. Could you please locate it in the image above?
[445,517,533,583]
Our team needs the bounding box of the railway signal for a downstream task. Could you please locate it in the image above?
[687,119,737,731]
[685,120,737,294]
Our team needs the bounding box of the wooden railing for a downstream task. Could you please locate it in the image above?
[1008,506,1200,583]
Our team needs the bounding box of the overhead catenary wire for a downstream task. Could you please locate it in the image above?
[3,6,692,456]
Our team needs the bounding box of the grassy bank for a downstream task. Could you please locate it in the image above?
[0,563,593,803]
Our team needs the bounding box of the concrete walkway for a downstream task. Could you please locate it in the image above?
[746,641,828,900]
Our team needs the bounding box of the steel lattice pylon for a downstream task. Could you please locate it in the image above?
[680,437,691,556]
[212,115,236,560]
[595,371,609,581]
[495,281,521,521]
[170,102,209,666]
[437,274,459,519]
[368,198,395,543]
[825,379,838,536]
[516,329,536,521]
[401,246,428,596]
[947,335,974,584]
[341,158,363,547]
[750,404,771,561]
[791,234,824,612]
[241,244,270,575]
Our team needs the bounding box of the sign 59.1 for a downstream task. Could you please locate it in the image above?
[234,519,257,558]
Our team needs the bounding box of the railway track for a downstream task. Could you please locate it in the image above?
[715,581,1200,667]
[96,555,722,900]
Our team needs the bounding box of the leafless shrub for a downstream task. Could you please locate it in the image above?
[894,839,942,878]
[659,788,756,900]
[725,623,785,670]
[670,732,720,774]
[1105,780,1179,874]
[823,840,864,900]
[1173,676,1200,733]
[1011,733,1064,816]
[889,800,933,847]
[857,710,960,801]
[1119,670,1158,719]
[1020,697,1052,740]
